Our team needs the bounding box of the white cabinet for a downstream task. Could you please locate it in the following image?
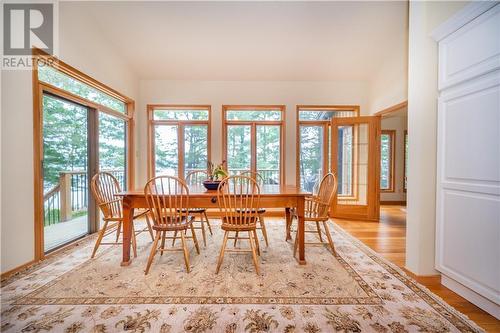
[434,3,500,319]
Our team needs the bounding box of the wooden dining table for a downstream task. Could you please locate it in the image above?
[117,184,309,266]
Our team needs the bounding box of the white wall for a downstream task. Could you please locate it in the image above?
[137,80,371,187]
[368,3,409,114]
[381,112,408,202]
[369,47,409,113]
[406,0,468,275]
[0,3,138,273]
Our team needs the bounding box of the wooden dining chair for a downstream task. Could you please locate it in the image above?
[293,172,338,256]
[234,171,269,247]
[90,172,154,259]
[144,176,200,274]
[175,170,213,246]
[216,175,261,275]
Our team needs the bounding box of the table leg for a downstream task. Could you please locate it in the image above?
[121,197,134,266]
[285,207,292,241]
[296,197,306,264]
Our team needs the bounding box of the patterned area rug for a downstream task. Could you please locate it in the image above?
[1,219,483,332]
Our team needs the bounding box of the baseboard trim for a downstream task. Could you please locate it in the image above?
[380,201,407,205]
[441,274,500,320]
[1,259,38,281]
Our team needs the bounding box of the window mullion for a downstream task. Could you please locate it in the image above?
[251,123,257,173]
[178,124,185,179]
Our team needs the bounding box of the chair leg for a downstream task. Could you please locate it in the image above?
[233,231,239,247]
[145,231,161,275]
[248,231,260,275]
[131,223,138,258]
[91,221,108,258]
[322,221,337,256]
[216,231,229,274]
[160,231,167,256]
[199,213,207,247]
[172,231,178,246]
[253,229,261,256]
[190,224,200,254]
[293,228,299,257]
[180,231,191,273]
[259,215,269,247]
[115,222,122,243]
[315,221,324,242]
[203,211,213,235]
[145,213,154,241]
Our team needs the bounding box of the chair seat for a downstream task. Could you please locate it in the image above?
[152,215,195,231]
[180,208,206,214]
[235,208,266,214]
[221,216,257,231]
[289,209,329,221]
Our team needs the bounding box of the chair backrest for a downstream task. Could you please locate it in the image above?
[185,169,208,186]
[91,172,122,220]
[144,176,190,228]
[240,170,265,186]
[217,175,260,228]
[315,172,338,217]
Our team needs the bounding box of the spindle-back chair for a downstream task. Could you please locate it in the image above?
[144,176,200,274]
[90,172,153,258]
[236,171,269,247]
[293,172,338,256]
[216,175,261,274]
[173,170,213,246]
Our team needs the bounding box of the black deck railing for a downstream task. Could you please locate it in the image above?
[43,169,125,226]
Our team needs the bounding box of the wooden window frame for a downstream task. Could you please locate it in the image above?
[32,48,135,261]
[147,104,212,179]
[222,105,286,185]
[380,130,396,192]
[295,105,359,193]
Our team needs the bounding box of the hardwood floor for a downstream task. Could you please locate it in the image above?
[335,205,500,332]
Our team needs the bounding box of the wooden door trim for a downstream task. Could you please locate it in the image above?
[32,52,135,261]
[331,115,381,221]
[295,105,360,189]
[381,129,396,193]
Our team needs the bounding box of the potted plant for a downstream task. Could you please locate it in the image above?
[203,161,228,190]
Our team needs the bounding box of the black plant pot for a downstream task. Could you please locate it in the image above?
[202,180,221,191]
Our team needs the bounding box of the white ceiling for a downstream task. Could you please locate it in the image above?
[63,1,408,81]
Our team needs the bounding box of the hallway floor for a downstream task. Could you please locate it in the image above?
[335,205,500,332]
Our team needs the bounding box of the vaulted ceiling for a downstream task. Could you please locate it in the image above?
[62,1,408,81]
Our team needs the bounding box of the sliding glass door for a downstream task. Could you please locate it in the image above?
[42,94,90,252]
[42,96,129,252]
[99,112,127,190]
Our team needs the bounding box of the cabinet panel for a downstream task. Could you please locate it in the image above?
[438,190,500,304]
[441,79,500,183]
[439,4,500,89]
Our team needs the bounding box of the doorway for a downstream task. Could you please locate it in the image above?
[42,94,93,252]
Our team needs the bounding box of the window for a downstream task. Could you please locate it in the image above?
[223,105,285,185]
[404,130,408,191]
[148,105,211,179]
[33,49,134,257]
[380,130,395,192]
[38,65,126,113]
[296,105,359,192]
